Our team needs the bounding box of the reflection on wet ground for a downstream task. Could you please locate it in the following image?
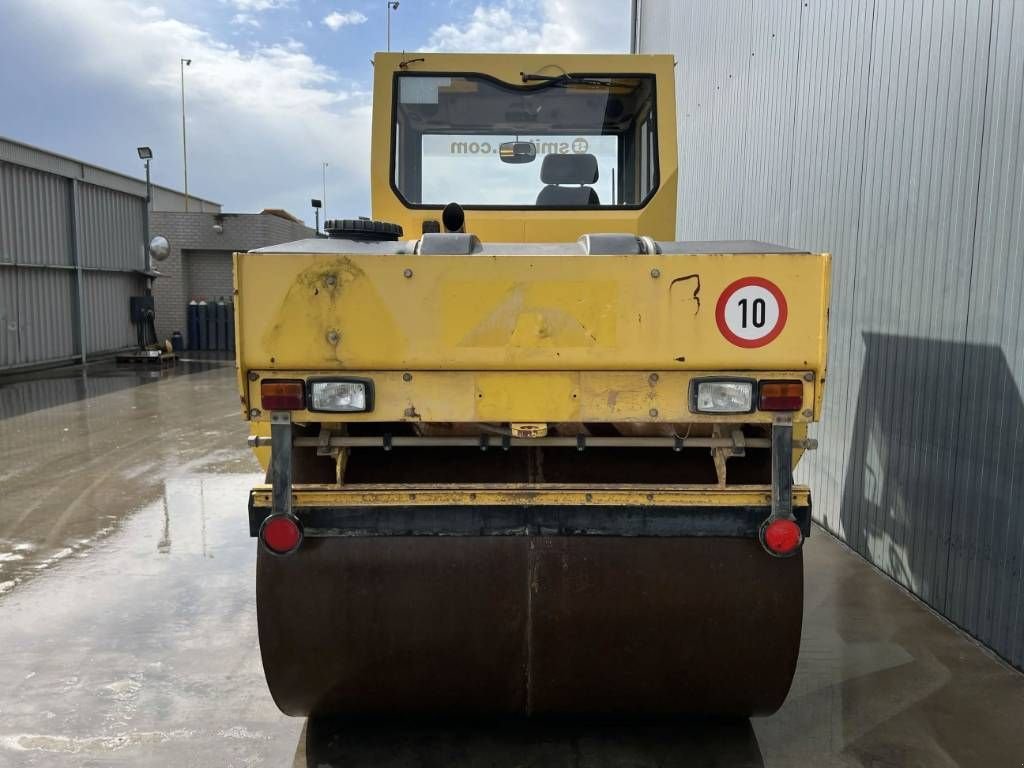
[0,364,1022,766]
[0,363,250,594]
[0,359,230,421]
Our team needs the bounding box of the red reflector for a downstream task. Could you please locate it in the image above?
[759,380,803,411]
[261,380,305,411]
[260,515,302,555]
[761,518,803,556]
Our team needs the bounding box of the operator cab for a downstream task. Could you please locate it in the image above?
[372,54,678,242]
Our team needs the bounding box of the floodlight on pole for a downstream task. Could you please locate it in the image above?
[137,146,153,272]
[322,162,328,221]
[180,58,192,212]
[386,1,399,51]
[311,198,322,236]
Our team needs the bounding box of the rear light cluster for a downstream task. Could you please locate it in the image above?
[259,378,373,413]
[260,514,303,555]
[758,381,803,412]
[759,517,803,557]
[690,378,805,414]
[260,380,305,410]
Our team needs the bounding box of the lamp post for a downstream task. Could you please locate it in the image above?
[322,161,328,221]
[180,58,192,211]
[311,199,322,236]
[137,146,153,273]
[386,1,399,51]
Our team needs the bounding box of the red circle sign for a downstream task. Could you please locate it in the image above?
[715,277,788,348]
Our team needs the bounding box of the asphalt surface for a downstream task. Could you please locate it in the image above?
[0,362,1022,767]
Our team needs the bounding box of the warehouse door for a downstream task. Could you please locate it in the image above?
[184,250,234,303]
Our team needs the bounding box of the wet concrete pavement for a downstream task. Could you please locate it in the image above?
[0,363,1022,766]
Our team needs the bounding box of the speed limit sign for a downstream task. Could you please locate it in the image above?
[715,277,788,348]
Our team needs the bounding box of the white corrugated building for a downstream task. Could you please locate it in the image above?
[631,0,1024,671]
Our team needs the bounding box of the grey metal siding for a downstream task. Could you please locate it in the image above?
[83,272,144,354]
[0,161,73,266]
[9,268,77,367]
[0,156,149,370]
[0,267,18,367]
[77,183,145,271]
[639,0,1024,669]
[949,0,1024,663]
[0,136,221,214]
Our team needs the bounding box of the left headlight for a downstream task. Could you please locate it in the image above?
[308,379,372,412]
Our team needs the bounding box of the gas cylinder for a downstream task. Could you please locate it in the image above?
[197,299,208,351]
[215,297,228,351]
[206,297,217,352]
[187,299,199,350]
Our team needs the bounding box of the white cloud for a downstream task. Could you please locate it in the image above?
[231,13,260,27]
[424,0,629,53]
[230,0,292,11]
[323,10,369,30]
[8,0,373,220]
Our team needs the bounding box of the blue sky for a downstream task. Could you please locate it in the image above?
[1,0,629,226]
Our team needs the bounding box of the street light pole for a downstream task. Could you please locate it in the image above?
[322,162,328,221]
[180,58,192,212]
[137,147,154,273]
[143,157,151,269]
[386,1,399,51]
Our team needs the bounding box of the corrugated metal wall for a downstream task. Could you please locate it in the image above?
[638,0,1024,670]
[0,160,146,370]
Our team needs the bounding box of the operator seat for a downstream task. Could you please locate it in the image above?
[536,153,601,205]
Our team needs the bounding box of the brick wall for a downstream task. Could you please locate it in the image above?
[150,212,313,341]
[185,250,234,303]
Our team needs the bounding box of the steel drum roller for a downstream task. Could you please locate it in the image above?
[257,536,802,717]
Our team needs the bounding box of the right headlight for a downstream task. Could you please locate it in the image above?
[689,379,755,414]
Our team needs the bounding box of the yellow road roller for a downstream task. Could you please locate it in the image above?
[234,52,831,717]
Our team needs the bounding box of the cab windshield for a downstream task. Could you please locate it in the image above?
[392,73,658,208]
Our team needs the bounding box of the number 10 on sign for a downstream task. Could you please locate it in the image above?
[715,277,788,348]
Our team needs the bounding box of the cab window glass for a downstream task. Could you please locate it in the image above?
[393,74,659,208]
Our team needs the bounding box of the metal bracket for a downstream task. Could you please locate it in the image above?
[316,426,333,456]
[771,417,794,521]
[730,429,746,457]
[270,411,292,518]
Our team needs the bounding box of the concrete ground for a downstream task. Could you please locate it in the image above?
[0,363,1022,767]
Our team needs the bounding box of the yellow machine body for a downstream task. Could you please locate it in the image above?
[235,52,832,719]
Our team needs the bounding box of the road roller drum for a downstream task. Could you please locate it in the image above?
[258,536,802,717]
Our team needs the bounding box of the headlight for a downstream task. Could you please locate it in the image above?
[309,379,372,412]
[690,379,754,414]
